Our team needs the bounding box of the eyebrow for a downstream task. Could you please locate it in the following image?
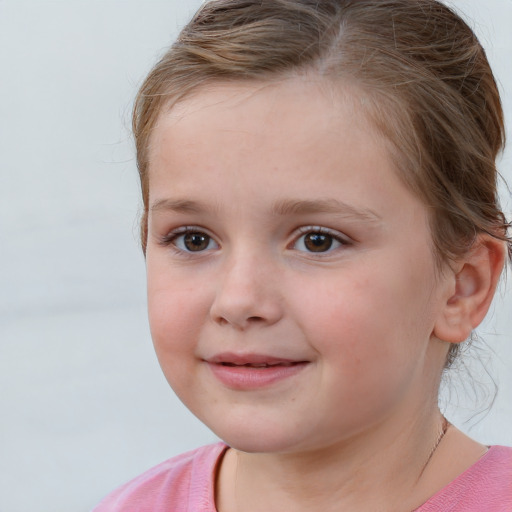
[271,198,382,223]
[150,197,381,223]
[150,198,213,214]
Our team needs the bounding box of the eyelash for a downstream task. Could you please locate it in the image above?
[292,226,350,254]
[159,225,350,255]
[159,226,218,256]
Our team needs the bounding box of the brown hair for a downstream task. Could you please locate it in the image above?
[133,0,511,364]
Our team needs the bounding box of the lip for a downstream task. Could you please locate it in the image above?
[205,352,309,390]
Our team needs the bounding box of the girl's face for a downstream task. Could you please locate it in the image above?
[146,79,453,454]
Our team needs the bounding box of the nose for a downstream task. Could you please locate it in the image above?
[209,251,284,330]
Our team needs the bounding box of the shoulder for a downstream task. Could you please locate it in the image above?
[417,446,512,512]
[92,442,228,512]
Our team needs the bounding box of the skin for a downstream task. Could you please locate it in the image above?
[144,78,503,511]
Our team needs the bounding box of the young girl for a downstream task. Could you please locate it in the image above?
[95,0,512,510]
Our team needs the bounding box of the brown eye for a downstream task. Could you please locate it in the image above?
[183,232,212,251]
[293,229,344,254]
[303,233,334,252]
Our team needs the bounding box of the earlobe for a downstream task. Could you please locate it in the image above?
[433,236,506,344]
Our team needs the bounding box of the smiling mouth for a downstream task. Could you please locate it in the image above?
[220,362,300,368]
[207,355,309,389]
[208,353,307,367]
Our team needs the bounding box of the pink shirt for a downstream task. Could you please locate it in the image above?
[94,443,512,511]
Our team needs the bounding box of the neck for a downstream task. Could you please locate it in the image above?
[216,407,448,512]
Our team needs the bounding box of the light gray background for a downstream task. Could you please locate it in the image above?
[0,1,510,511]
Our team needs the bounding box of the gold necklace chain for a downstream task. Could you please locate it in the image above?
[419,416,450,478]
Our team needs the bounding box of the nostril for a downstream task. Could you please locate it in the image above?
[214,314,265,329]
[247,316,264,322]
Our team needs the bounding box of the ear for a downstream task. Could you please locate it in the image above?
[433,235,506,343]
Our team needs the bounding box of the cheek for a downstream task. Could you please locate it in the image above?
[147,268,209,366]
[292,258,436,376]
[147,286,208,410]
[292,265,416,343]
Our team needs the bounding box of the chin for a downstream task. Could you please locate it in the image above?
[208,420,313,455]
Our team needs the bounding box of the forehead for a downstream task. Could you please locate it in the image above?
[148,77,386,172]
